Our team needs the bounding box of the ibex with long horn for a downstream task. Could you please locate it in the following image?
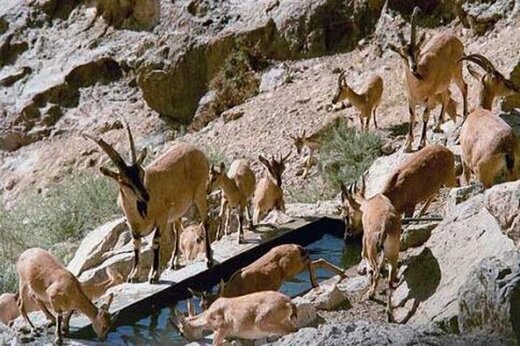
[389,7,468,152]
[84,122,213,283]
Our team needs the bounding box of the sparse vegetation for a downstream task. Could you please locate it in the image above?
[287,177,336,204]
[0,174,120,294]
[319,122,383,188]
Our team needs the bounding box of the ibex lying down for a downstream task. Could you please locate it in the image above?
[341,176,401,322]
[458,54,520,187]
[253,153,290,224]
[389,7,468,152]
[208,160,256,243]
[85,121,213,283]
[16,248,115,344]
[342,145,457,238]
[331,71,383,131]
[179,222,217,263]
[0,267,123,326]
[190,244,345,309]
[171,291,298,346]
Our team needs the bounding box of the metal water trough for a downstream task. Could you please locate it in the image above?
[69,216,345,339]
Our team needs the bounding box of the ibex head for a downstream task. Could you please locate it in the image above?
[289,130,307,155]
[259,152,291,187]
[84,120,149,218]
[388,7,425,79]
[459,53,520,110]
[92,293,117,341]
[332,70,352,104]
[339,173,367,241]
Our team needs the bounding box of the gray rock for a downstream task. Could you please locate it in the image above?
[447,184,485,211]
[458,250,520,344]
[267,320,508,346]
[337,276,370,295]
[299,281,347,311]
[400,222,437,251]
[484,181,520,246]
[260,65,289,92]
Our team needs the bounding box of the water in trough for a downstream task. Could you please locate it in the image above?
[99,233,361,345]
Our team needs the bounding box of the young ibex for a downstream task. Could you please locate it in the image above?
[179,223,217,263]
[171,291,298,345]
[16,248,115,344]
[389,7,468,152]
[458,54,520,187]
[208,160,256,243]
[341,176,401,322]
[0,267,123,326]
[190,244,345,310]
[331,71,383,131]
[459,54,520,111]
[84,121,213,283]
[252,153,290,225]
[342,145,457,238]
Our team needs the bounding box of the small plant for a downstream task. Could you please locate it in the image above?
[319,122,383,188]
[210,42,260,116]
[286,177,336,204]
[0,174,120,294]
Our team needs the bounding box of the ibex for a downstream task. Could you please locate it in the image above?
[342,145,457,238]
[179,223,217,263]
[331,71,383,131]
[190,244,345,310]
[208,160,256,243]
[341,176,401,322]
[459,54,520,111]
[171,291,298,345]
[16,248,115,344]
[0,267,123,326]
[458,54,520,187]
[389,7,468,152]
[84,122,213,283]
[253,153,290,225]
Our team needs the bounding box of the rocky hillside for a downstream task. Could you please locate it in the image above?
[1,0,520,344]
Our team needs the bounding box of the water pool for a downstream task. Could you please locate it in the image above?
[96,233,361,345]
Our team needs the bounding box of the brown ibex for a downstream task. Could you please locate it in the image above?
[84,122,213,283]
[389,7,468,152]
[16,248,115,344]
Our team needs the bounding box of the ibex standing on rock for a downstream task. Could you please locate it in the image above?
[84,122,213,283]
[389,7,468,152]
[253,153,290,224]
[331,71,383,131]
[458,54,520,187]
[341,176,401,322]
[16,248,116,345]
[208,160,256,243]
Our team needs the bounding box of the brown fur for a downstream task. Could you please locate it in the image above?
[460,109,519,187]
[172,291,298,345]
[390,9,468,152]
[16,248,114,344]
[332,73,384,131]
[179,223,217,262]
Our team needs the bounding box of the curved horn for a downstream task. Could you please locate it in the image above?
[458,54,497,75]
[282,151,291,162]
[338,70,347,87]
[122,119,137,164]
[410,7,421,51]
[83,134,127,170]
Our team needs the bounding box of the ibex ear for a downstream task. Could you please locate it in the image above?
[99,167,119,181]
[219,162,225,172]
[258,155,270,168]
[101,293,114,310]
[137,148,147,165]
[340,183,348,202]
[466,64,483,81]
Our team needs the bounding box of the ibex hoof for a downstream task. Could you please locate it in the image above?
[433,126,443,133]
[206,258,214,268]
[127,276,139,284]
[54,337,63,346]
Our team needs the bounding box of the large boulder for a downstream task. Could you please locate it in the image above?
[267,320,508,345]
[458,250,520,344]
[484,181,520,246]
[95,0,161,30]
[395,192,516,332]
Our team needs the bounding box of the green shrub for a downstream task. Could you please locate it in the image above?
[286,177,336,204]
[319,122,383,188]
[210,44,260,115]
[0,174,120,294]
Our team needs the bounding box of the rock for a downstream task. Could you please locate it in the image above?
[189,90,218,132]
[461,0,515,35]
[267,320,508,346]
[458,250,520,344]
[364,150,412,198]
[286,200,341,217]
[0,322,19,344]
[400,222,437,251]
[262,210,294,225]
[95,0,161,30]
[260,65,289,92]
[447,184,486,210]
[0,66,31,87]
[399,194,516,331]
[299,281,347,310]
[291,298,318,328]
[337,276,370,295]
[484,181,520,246]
